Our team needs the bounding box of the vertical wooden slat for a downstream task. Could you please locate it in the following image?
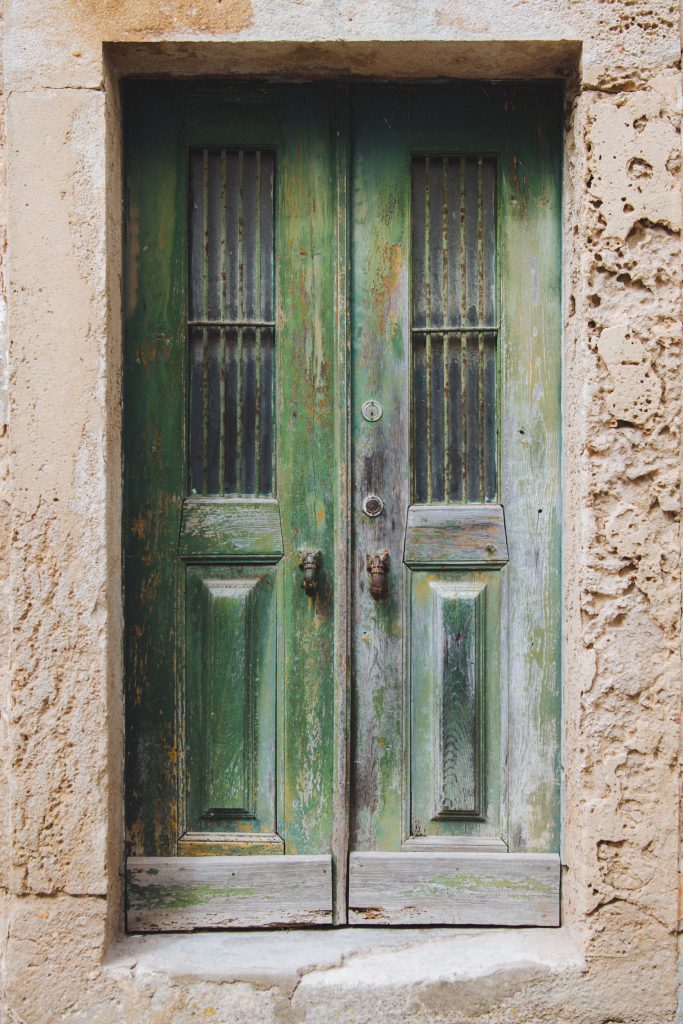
[448,333,463,502]
[424,156,431,329]
[226,151,239,322]
[189,327,205,493]
[482,158,496,327]
[236,325,243,495]
[243,152,257,321]
[428,157,443,328]
[425,332,432,501]
[219,151,227,495]
[466,331,480,500]
[425,157,432,502]
[442,159,450,500]
[254,152,262,495]
[464,158,478,326]
[207,327,221,493]
[447,158,462,328]
[460,332,467,499]
[201,151,210,495]
[237,149,244,322]
[224,327,238,494]
[483,331,497,501]
[430,333,444,500]
[413,334,428,502]
[259,329,273,496]
[201,327,209,495]
[260,153,274,322]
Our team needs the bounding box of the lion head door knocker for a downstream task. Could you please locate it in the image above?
[366,550,390,601]
[298,550,322,596]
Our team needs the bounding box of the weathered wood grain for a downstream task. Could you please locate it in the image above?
[350,86,412,855]
[499,87,563,854]
[178,498,283,561]
[178,832,284,856]
[348,852,560,926]
[410,570,502,840]
[332,85,352,924]
[127,855,333,931]
[403,504,508,568]
[402,835,507,853]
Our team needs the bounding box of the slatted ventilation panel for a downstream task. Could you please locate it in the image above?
[412,156,497,504]
[189,149,275,496]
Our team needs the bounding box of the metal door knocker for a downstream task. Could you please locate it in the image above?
[366,550,390,601]
[298,550,322,595]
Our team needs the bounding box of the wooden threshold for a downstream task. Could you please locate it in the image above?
[348,851,560,926]
[127,854,332,931]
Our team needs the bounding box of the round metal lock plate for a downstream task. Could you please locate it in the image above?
[362,494,384,518]
[361,400,383,422]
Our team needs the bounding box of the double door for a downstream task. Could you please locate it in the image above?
[124,81,562,929]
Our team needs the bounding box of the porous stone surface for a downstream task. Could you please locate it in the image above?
[0,0,681,1022]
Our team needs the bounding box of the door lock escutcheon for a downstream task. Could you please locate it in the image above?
[362,493,384,518]
[361,399,383,422]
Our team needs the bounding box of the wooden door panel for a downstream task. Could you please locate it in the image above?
[184,564,278,838]
[407,568,502,840]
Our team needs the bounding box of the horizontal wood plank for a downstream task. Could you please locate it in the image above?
[348,851,559,926]
[177,832,284,856]
[127,854,332,931]
[178,498,283,560]
[401,836,508,853]
[404,504,508,568]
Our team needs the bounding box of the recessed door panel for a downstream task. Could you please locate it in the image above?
[185,565,277,834]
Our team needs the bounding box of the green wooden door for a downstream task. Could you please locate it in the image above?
[347,86,562,925]
[124,82,562,930]
[124,83,340,928]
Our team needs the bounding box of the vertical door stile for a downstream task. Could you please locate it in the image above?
[332,84,352,925]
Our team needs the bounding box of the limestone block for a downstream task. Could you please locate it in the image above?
[588,83,681,241]
[7,88,110,895]
[596,324,661,424]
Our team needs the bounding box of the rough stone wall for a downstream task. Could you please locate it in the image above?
[562,65,683,1007]
[0,1,681,1022]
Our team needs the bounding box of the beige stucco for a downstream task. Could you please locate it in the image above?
[0,0,681,1021]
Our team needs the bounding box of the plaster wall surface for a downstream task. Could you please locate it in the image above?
[0,0,681,1022]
